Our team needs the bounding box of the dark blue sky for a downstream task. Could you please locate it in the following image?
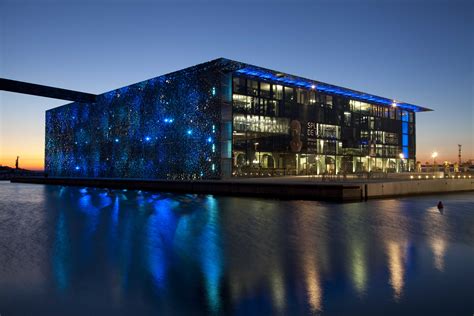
[1,0,472,168]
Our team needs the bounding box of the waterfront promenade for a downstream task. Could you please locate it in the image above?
[10,175,473,202]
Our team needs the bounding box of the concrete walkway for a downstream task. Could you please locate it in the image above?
[10,175,474,202]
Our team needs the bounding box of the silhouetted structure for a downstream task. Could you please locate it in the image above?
[0,78,97,103]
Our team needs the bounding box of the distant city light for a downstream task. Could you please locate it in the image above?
[431,152,438,159]
[75,166,80,170]
[114,138,119,143]
[207,137,212,143]
[399,153,404,159]
[187,129,193,135]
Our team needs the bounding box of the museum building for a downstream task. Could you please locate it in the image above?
[45,58,431,179]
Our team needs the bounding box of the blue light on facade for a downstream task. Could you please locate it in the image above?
[46,60,223,180]
[235,66,429,112]
[403,146,409,159]
[207,137,212,143]
[402,122,409,134]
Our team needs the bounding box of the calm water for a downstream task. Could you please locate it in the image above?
[0,182,473,315]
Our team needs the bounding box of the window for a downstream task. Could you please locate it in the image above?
[390,107,396,119]
[326,95,333,108]
[266,100,279,116]
[233,77,246,94]
[284,87,294,102]
[361,116,368,128]
[233,114,289,134]
[233,94,252,112]
[349,100,360,112]
[273,84,283,100]
[309,91,316,104]
[369,117,375,130]
[360,102,370,115]
[343,112,351,126]
[247,80,258,96]
[385,132,398,145]
[317,124,340,139]
[260,82,271,98]
[296,88,308,105]
[255,98,265,115]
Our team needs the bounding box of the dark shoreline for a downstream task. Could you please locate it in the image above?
[10,176,362,202]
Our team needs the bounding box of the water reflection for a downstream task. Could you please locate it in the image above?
[0,183,472,315]
[424,206,448,272]
[146,199,175,290]
[350,240,368,297]
[343,205,369,298]
[293,205,325,313]
[431,238,447,271]
[386,240,408,300]
[199,196,223,313]
[53,211,70,291]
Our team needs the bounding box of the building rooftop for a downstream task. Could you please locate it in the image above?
[217,58,432,112]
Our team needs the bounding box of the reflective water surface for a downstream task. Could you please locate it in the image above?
[0,182,473,315]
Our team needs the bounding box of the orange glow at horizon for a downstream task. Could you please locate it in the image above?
[0,135,45,171]
[0,92,56,172]
[0,152,45,171]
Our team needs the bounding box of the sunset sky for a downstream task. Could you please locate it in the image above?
[1,0,473,171]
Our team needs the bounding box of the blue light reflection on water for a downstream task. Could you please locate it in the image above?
[200,196,223,313]
[53,211,70,291]
[146,198,179,290]
[0,183,473,315]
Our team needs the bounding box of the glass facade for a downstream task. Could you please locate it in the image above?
[231,75,417,177]
[45,58,428,180]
